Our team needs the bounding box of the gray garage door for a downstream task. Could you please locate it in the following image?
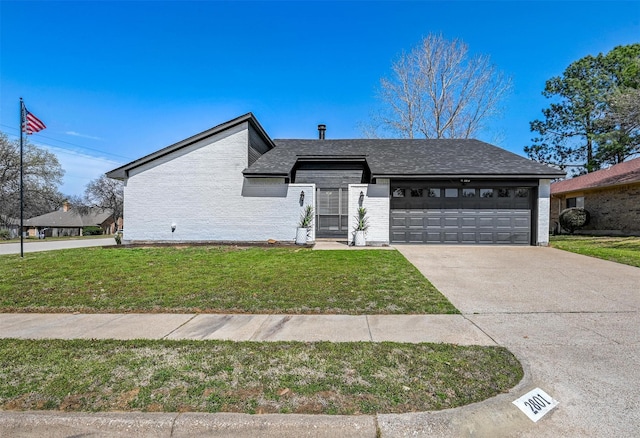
[391,209,531,244]
[389,185,533,245]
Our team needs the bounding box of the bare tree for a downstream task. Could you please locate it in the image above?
[0,132,65,224]
[368,34,511,139]
[84,175,124,230]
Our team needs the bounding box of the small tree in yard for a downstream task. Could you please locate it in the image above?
[559,207,590,234]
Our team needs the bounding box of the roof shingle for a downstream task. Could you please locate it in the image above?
[244,139,565,179]
[551,157,640,195]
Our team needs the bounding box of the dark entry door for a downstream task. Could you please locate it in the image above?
[316,188,349,237]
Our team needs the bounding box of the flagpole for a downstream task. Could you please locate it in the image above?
[19,98,25,258]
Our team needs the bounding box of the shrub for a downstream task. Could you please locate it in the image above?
[83,226,103,236]
[354,207,369,232]
[298,205,314,229]
[559,207,590,234]
[0,229,10,240]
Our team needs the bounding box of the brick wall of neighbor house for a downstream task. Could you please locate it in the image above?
[348,181,390,245]
[551,183,640,235]
[582,184,640,234]
[122,122,316,243]
[537,179,552,245]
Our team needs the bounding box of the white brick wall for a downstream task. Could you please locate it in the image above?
[347,180,390,245]
[122,122,315,243]
[537,179,551,246]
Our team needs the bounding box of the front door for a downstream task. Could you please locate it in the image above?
[316,188,349,237]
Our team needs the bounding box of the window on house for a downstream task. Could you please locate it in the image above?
[567,197,584,208]
[392,188,405,197]
[445,188,458,197]
[427,188,441,197]
[410,188,423,197]
[462,188,476,197]
[480,189,494,198]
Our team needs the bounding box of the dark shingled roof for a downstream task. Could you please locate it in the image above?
[244,139,565,179]
[24,208,113,228]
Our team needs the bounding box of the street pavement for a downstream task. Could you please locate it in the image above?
[1,243,639,436]
[0,237,115,255]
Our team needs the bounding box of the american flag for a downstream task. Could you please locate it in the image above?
[22,107,46,134]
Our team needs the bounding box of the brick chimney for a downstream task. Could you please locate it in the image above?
[62,201,70,212]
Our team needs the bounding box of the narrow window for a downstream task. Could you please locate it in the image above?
[480,189,494,198]
[392,188,405,198]
[445,188,458,197]
[462,188,476,197]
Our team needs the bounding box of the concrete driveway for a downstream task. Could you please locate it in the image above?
[0,238,115,255]
[390,245,640,437]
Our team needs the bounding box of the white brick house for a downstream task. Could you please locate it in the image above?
[107,113,564,246]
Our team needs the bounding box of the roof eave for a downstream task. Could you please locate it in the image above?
[551,178,640,196]
[372,173,565,180]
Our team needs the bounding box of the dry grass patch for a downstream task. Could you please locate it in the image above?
[0,339,522,415]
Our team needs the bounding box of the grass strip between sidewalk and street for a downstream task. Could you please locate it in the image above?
[0,339,522,415]
[0,246,457,314]
[550,235,640,267]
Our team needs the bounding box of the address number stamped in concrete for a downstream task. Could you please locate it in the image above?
[513,388,558,422]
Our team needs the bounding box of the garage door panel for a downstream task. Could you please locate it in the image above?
[477,217,495,228]
[391,209,530,245]
[391,217,407,227]
[461,217,477,227]
[408,217,424,227]
[443,217,459,227]
[513,217,530,228]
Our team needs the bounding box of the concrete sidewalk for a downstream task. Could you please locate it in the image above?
[0,237,115,255]
[0,312,494,345]
[0,312,508,437]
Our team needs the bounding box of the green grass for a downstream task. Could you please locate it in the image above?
[550,235,640,267]
[0,339,522,414]
[0,246,457,314]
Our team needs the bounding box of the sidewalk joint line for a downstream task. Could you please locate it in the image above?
[162,314,199,340]
[365,315,374,342]
[462,315,499,346]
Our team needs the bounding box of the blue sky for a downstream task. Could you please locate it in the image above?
[1,1,638,196]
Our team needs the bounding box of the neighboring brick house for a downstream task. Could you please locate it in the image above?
[24,203,119,238]
[550,157,640,235]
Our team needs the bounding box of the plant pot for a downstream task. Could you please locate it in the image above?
[295,227,308,245]
[354,230,366,247]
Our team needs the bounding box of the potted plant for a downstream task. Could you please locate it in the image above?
[296,205,314,245]
[353,207,369,247]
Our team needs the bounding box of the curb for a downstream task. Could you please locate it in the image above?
[0,411,378,438]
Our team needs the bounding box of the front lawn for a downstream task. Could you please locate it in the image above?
[0,339,521,414]
[550,235,640,268]
[0,246,457,314]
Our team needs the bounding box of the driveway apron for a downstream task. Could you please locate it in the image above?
[394,245,640,437]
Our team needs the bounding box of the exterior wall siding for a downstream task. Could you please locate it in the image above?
[551,183,640,235]
[537,179,551,246]
[347,180,390,245]
[122,122,315,243]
